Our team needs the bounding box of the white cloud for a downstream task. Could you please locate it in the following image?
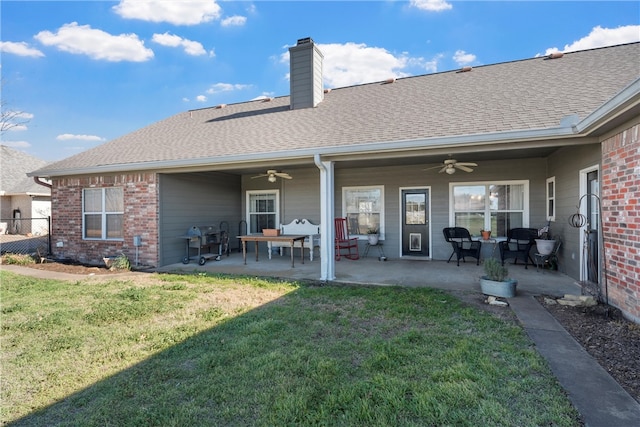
[221,15,247,27]
[14,112,35,120]
[1,140,31,148]
[152,32,208,56]
[5,124,28,132]
[544,25,640,55]
[56,134,106,142]
[113,0,222,25]
[205,83,252,94]
[420,54,443,73]
[196,95,207,102]
[35,22,154,62]
[410,0,453,12]
[453,50,476,66]
[0,41,45,58]
[283,42,420,88]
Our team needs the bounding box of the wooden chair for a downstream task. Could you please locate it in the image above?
[498,228,538,269]
[442,227,482,266]
[334,217,359,260]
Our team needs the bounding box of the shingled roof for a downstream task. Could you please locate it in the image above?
[1,145,51,196]
[31,42,640,177]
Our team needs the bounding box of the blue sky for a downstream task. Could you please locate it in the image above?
[2,1,639,162]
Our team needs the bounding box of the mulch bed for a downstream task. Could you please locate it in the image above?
[539,297,640,403]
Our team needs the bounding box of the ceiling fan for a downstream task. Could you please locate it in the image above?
[251,169,292,183]
[424,158,478,175]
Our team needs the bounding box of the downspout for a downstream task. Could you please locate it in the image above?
[314,154,335,281]
[33,176,52,189]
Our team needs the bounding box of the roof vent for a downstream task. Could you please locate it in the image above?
[215,104,226,109]
[324,88,331,94]
[458,66,473,73]
[262,97,274,102]
[548,52,564,59]
[383,77,396,84]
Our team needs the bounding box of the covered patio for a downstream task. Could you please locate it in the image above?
[157,249,581,298]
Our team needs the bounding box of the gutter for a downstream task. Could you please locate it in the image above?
[28,124,583,178]
[574,77,640,133]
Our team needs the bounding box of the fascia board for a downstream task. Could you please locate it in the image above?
[575,78,640,134]
[29,125,582,178]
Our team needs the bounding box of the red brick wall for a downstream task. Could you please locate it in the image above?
[51,173,159,267]
[601,123,640,323]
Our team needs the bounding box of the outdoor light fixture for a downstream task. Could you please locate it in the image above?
[446,166,456,175]
[268,174,277,183]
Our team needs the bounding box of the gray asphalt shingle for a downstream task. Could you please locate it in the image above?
[32,42,640,176]
[1,145,50,195]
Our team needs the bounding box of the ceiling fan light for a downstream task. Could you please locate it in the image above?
[268,174,277,183]
[446,167,456,175]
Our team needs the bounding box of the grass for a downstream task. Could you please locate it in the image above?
[0,270,581,426]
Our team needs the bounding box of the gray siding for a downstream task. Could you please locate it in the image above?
[289,40,324,110]
[548,144,601,279]
[159,173,241,266]
[236,156,576,264]
[330,158,547,260]
[241,168,321,224]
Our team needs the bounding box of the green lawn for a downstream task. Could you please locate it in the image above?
[0,270,580,426]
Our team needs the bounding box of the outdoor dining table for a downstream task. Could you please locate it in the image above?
[238,234,307,268]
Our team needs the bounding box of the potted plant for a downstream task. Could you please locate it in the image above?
[481,229,491,240]
[367,228,379,245]
[480,258,517,298]
[535,223,556,255]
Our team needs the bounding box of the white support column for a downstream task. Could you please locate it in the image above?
[314,154,335,281]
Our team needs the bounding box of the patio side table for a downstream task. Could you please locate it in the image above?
[363,242,386,260]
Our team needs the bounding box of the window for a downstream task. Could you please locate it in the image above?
[450,181,528,238]
[83,187,124,240]
[546,177,556,221]
[246,191,279,233]
[342,186,384,236]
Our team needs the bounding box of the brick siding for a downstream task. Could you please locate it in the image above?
[602,123,640,322]
[51,173,159,268]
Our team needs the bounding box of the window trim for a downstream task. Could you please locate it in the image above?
[546,176,556,222]
[82,187,124,241]
[341,185,385,239]
[449,180,529,237]
[245,190,280,234]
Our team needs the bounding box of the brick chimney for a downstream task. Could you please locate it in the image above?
[288,37,324,110]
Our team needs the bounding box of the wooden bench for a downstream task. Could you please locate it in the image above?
[268,219,320,261]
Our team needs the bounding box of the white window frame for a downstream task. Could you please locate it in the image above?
[342,185,385,238]
[82,187,124,240]
[245,190,280,234]
[449,180,529,238]
[546,176,556,222]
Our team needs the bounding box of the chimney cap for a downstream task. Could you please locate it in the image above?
[297,37,313,45]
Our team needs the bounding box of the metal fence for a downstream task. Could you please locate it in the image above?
[0,217,51,256]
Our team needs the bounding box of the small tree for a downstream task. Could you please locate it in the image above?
[0,79,31,135]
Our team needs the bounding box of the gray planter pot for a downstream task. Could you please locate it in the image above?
[535,239,556,255]
[480,276,518,298]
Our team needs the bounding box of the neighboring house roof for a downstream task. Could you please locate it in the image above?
[0,145,51,196]
[31,42,640,178]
